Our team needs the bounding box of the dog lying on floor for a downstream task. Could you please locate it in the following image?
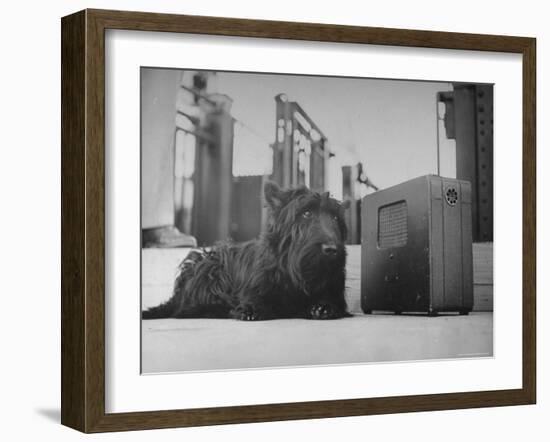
[142,182,350,320]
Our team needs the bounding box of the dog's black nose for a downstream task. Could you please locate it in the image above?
[322,244,338,256]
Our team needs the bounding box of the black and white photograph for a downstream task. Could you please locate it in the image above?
[140,67,494,374]
[1,0,544,437]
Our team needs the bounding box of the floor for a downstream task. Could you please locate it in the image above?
[141,245,493,373]
[142,313,493,373]
[142,244,493,373]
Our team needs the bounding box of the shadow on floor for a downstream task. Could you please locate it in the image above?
[35,408,60,423]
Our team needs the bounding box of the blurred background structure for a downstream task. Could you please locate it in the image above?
[141,68,492,250]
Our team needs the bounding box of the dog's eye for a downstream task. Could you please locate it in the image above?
[302,210,313,219]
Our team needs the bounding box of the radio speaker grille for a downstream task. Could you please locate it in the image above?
[378,201,408,248]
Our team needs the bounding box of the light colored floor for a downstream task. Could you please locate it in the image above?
[142,313,493,373]
[141,244,493,373]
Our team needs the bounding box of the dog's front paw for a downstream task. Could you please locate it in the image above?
[231,304,264,321]
[309,303,340,320]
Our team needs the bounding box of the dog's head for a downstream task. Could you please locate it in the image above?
[264,182,350,289]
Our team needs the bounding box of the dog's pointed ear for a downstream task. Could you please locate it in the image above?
[341,199,351,210]
[264,181,285,209]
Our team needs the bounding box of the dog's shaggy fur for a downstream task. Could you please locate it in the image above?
[142,182,350,320]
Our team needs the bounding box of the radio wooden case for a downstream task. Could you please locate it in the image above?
[361,175,473,316]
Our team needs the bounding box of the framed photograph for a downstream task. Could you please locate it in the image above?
[61,9,536,433]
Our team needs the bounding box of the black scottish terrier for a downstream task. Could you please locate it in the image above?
[142,182,350,321]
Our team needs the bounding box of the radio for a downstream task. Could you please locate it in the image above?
[361,175,473,316]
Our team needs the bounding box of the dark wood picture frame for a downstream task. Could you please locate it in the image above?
[61,9,536,433]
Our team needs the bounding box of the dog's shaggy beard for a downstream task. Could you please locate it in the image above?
[269,219,346,296]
